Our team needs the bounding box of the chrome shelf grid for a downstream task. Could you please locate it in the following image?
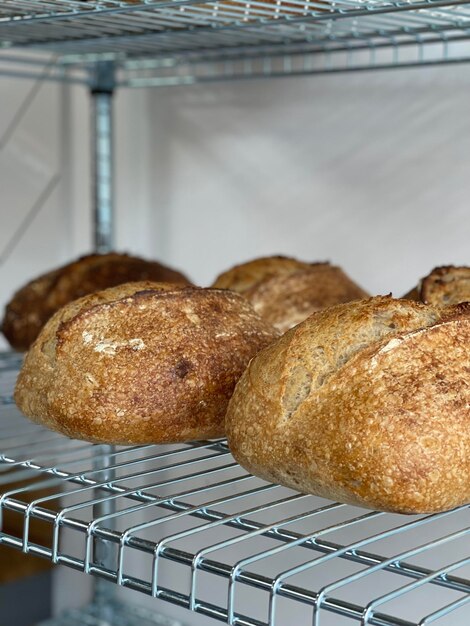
[2,0,470,83]
[1,353,470,626]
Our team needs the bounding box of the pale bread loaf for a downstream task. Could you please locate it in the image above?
[226,296,470,514]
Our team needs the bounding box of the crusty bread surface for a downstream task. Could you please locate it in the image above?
[212,255,312,293]
[245,264,369,332]
[404,266,470,306]
[226,296,470,514]
[15,283,278,445]
[402,286,420,301]
[2,253,191,351]
[421,266,470,305]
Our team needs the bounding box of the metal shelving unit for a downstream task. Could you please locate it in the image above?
[1,3,469,625]
[3,0,470,84]
[2,0,470,244]
[1,357,470,626]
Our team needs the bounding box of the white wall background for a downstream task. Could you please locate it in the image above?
[0,63,469,624]
[1,63,469,331]
[145,68,470,295]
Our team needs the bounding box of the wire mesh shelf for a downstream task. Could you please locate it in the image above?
[1,352,469,626]
[2,0,470,83]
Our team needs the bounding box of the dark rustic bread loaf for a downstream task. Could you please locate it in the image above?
[15,282,278,445]
[244,263,369,333]
[2,252,191,351]
[404,266,470,307]
[212,255,312,293]
[226,296,470,514]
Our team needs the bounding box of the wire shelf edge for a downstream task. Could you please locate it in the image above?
[2,0,470,83]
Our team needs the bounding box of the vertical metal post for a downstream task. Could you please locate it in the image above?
[90,62,117,620]
[91,61,115,253]
[92,444,116,621]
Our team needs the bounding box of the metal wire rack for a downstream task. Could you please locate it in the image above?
[1,353,469,626]
[2,0,470,84]
[2,6,468,626]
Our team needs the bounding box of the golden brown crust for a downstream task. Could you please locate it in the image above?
[421,266,470,306]
[403,266,470,306]
[226,296,470,514]
[244,264,369,332]
[211,255,313,293]
[2,253,192,351]
[1,266,63,352]
[402,286,420,301]
[15,283,278,445]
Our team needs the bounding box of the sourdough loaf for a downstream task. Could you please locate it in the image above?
[226,296,470,514]
[244,263,369,333]
[15,282,277,445]
[2,252,191,351]
[405,266,470,307]
[212,255,312,293]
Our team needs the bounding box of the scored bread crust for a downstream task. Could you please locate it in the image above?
[226,296,470,514]
[244,264,369,333]
[212,255,313,293]
[15,283,278,445]
[2,252,191,351]
[404,266,470,306]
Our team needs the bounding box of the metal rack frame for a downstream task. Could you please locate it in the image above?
[2,0,470,245]
[1,4,470,625]
[3,0,470,86]
[0,358,470,626]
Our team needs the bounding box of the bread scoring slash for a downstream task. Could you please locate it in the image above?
[226,296,470,514]
[15,282,278,445]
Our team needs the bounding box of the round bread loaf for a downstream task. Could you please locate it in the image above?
[244,263,369,333]
[404,266,470,307]
[226,296,470,514]
[2,252,191,351]
[212,255,312,293]
[15,282,278,445]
